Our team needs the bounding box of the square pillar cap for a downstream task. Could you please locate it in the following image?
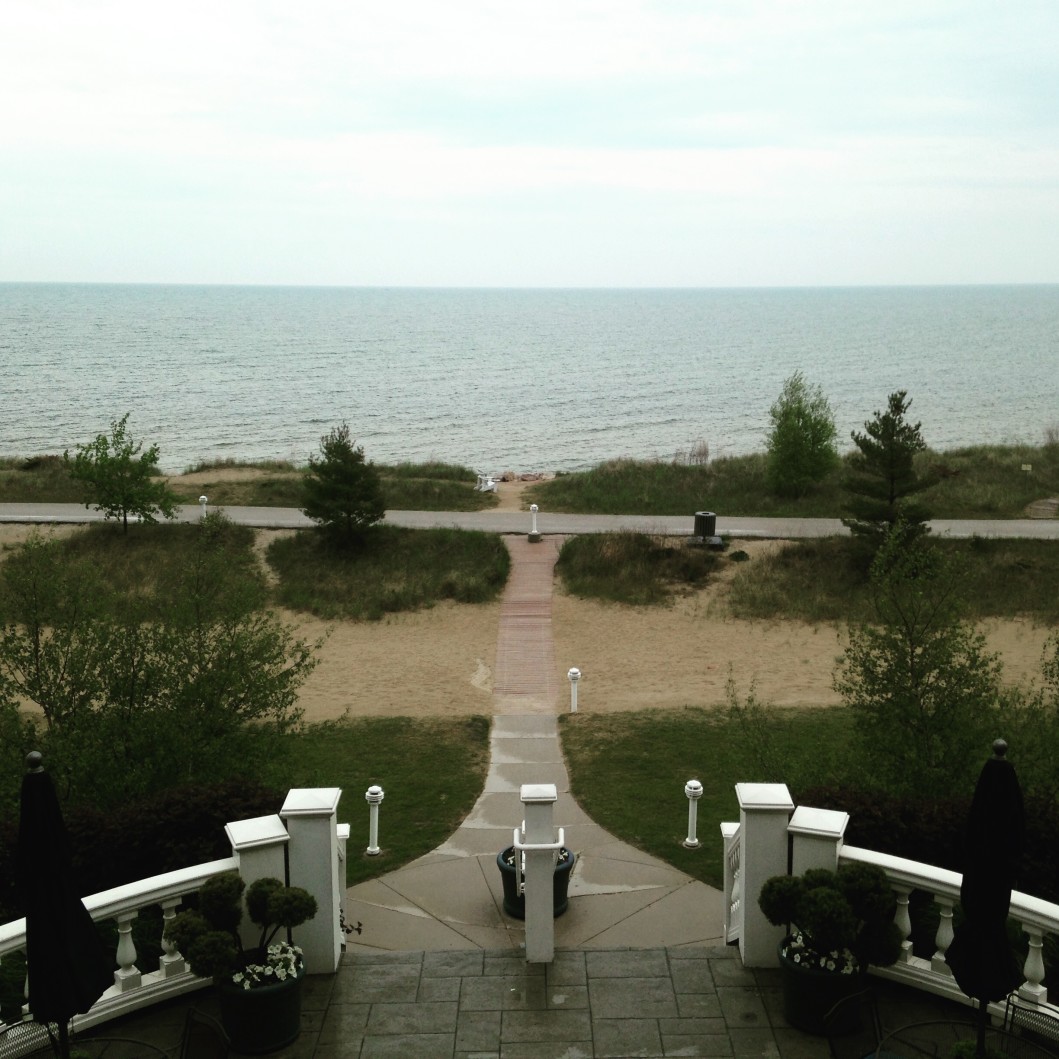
[789,806,849,840]
[520,783,557,804]
[735,783,794,812]
[281,787,342,818]
[226,814,289,851]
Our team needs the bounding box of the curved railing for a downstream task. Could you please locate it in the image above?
[0,858,236,1036]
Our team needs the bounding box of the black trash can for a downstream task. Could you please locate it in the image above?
[694,511,716,537]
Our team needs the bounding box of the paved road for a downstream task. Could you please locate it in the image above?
[1,501,1058,539]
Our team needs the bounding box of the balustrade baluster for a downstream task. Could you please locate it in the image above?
[113,910,142,992]
[931,895,955,975]
[1018,924,1048,1004]
[892,885,913,963]
[158,897,186,978]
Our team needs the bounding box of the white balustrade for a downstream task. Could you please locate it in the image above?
[1,787,350,1041]
[720,821,741,944]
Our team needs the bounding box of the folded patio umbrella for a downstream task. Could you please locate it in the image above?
[16,751,113,1058]
[945,739,1025,1057]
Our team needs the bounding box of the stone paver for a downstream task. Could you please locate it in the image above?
[78,945,974,1057]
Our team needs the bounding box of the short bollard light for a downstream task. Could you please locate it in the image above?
[529,504,542,543]
[199,495,208,519]
[567,667,581,713]
[683,779,703,849]
[365,784,384,856]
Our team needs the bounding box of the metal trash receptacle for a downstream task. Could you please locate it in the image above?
[694,511,716,537]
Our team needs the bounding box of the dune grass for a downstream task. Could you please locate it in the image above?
[556,531,720,605]
[167,459,496,511]
[527,442,1059,518]
[0,455,85,504]
[726,535,1059,624]
[267,525,511,620]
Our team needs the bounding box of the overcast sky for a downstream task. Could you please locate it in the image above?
[3,1,1057,287]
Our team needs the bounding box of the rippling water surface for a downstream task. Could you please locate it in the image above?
[1,284,1056,474]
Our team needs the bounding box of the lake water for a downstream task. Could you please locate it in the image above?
[1,283,1056,475]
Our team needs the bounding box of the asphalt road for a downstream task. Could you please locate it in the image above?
[1,502,1058,539]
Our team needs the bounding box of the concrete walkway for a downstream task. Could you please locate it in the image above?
[2,502,1058,539]
[344,535,725,957]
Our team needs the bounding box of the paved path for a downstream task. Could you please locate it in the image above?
[344,534,725,957]
[2,501,1057,538]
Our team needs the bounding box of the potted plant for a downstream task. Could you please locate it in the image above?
[496,845,576,919]
[758,863,903,1035]
[167,871,317,1055]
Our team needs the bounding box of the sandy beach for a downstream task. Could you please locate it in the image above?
[1,482,1052,722]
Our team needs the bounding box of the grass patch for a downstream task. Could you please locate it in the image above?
[383,461,477,481]
[264,715,490,887]
[168,460,496,511]
[267,525,511,620]
[527,443,1059,519]
[0,454,86,503]
[726,536,1059,624]
[0,520,263,622]
[926,443,1059,518]
[379,472,497,512]
[556,532,719,605]
[182,457,300,474]
[559,706,854,888]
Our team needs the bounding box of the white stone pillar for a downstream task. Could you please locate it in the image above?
[225,813,290,953]
[519,783,560,964]
[788,806,848,876]
[736,782,794,968]
[281,788,344,974]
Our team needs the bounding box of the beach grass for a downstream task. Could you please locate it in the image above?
[266,715,490,887]
[558,706,854,888]
[167,459,496,511]
[0,454,85,504]
[526,442,1059,519]
[726,536,1059,624]
[267,525,511,620]
[0,520,264,623]
[556,531,720,605]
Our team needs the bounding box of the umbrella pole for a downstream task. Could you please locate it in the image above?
[57,1021,71,1059]
[976,999,987,1059]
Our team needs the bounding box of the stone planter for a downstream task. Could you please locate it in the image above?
[215,952,305,1054]
[777,939,863,1036]
[496,846,575,919]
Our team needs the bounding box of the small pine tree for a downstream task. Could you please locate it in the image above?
[302,424,386,544]
[765,372,839,498]
[64,413,177,533]
[842,391,934,545]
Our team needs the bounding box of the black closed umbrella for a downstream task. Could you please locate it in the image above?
[946,739,1025,1058]
[16,751,113,1058]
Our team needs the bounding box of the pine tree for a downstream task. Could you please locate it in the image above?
[302,424,385,545]
[842,391,934,545]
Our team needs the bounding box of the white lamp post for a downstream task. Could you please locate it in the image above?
[567,667,581,713]
[528,504,541,543]
[199,496,208,519]
[683,779,704,848]
[365,785,384,855]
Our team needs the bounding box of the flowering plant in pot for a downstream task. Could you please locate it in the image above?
[758,863,903,1034]
[167,872,317,1054]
